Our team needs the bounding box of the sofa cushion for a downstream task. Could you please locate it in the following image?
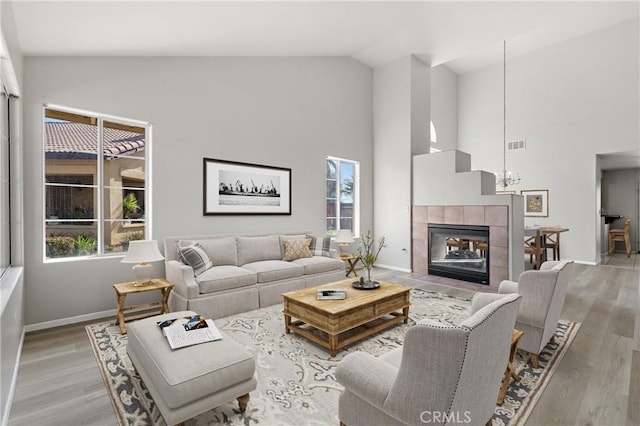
[183,237,238,266]
[237,235,282,265]
[177,242,213,277]
[308,235,332,257]
[292,256,343,274]
[282,238,313,261]
[195,265,257,294]
[242,260,304,283]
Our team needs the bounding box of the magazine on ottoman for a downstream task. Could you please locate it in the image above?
[157,314,223,349]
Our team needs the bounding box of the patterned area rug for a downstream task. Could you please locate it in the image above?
[86,289,580,426]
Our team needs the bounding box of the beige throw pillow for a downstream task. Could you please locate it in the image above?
[282,238,313,261]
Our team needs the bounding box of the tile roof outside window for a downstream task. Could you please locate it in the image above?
[45,122,145,159]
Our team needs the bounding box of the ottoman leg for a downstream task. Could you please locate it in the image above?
[237,393,250,412]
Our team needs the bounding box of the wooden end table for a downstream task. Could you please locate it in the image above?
[113,278,174,334]
[282,280,411,357]
[340,254,361,277]
[498,328,524,405]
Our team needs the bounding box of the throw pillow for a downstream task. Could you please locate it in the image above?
[308,235,332,257]
[282,238,313,261]
[177,242,213,277]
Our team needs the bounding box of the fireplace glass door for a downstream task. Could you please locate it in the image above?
[428,224,490,285]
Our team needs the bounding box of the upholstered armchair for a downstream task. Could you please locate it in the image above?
[336,293,521,426]
[498,260,572,368]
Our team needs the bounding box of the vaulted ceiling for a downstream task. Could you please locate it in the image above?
[9,1,639,73]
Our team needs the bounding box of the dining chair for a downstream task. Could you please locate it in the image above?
[446,237,469,252]
[524,230,545,270]
[608,218,632,257]
[543,231,559,261]
[472,240,488,257]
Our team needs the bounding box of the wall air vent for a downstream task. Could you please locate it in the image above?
[507,140,526,151]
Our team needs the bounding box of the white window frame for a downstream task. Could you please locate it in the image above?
[42,104,152,261]
[0,88,10,277]
[326,156,360,237]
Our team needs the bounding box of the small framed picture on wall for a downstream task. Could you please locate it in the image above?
[521,189,549,217]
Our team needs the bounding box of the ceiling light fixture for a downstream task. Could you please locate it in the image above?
[496,40,521,190]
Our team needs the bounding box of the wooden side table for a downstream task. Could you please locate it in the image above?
[498,329,524,405]
[340,254,361,277]
[113,278,174,334]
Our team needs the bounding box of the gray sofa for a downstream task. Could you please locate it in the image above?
[164,232,346,319]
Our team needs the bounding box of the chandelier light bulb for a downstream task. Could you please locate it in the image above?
[496,170,521,189]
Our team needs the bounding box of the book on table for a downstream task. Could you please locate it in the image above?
[156,314,222,349]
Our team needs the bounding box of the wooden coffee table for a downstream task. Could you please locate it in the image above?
[282,280,411,357]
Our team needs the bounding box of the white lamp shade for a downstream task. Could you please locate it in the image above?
[121,240,164,264]
[335,230,354,244]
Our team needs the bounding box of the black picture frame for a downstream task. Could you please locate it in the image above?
[203,158,291,215]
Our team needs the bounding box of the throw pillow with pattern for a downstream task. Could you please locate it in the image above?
[177,242,213,277]
[308,235,332,257]
[282,238,313,261]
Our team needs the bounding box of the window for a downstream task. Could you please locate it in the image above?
[0,88,10,276]
[43,106,151,260]
[429,121,441,153]
[326,157,359,237]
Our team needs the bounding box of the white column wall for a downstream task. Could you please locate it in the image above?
[373,56,430,272]
[430,65,458,150]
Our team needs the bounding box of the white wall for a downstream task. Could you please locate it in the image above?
[23,56,373,325]
[602,168,640,253]
[430,64,458,150]
[373,56,429,272]
[458,19,639,264]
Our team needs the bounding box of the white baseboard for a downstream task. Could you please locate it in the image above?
[571,259,597,266]
[374,263,413,273]
[24,308,117,332]
[2,328,24,426]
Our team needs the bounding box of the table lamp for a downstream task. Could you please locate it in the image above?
[121,240,165,286]
[335,230,354,256]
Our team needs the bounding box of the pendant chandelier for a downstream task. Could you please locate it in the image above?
[496,40,521,189]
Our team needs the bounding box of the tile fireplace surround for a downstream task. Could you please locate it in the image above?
[413,205,509,291]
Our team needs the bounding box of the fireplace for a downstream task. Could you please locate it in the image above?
[428,224,490,285]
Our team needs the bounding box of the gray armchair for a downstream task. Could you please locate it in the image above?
[336,293,521,426]
[498,260,572,368]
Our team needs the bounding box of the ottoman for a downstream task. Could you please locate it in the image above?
[127,310,257,425]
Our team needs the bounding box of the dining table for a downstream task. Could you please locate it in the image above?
[540,227,570,261]
[524,226,570,269]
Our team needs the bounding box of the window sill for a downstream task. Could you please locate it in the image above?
[122,222,144,229]
[1,266,24,315]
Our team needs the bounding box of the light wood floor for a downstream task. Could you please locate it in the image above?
[8,262,640,426]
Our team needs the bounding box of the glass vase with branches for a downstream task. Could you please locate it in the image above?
[357,230,386,285]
